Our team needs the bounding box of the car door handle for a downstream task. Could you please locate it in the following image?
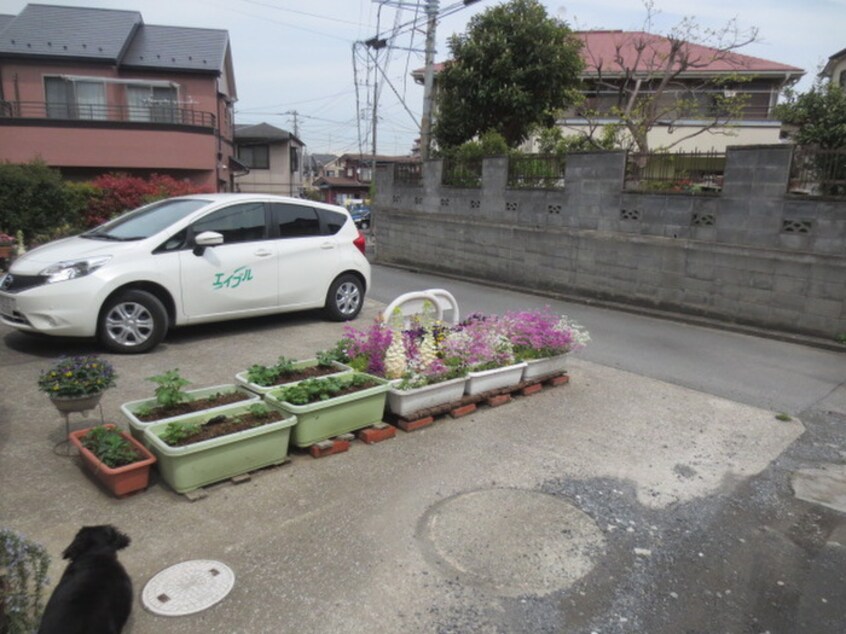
[320,242,336,250]
[254,249,274,257]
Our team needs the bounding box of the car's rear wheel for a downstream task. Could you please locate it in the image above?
[98,290,168,353]
[324,274,363,321]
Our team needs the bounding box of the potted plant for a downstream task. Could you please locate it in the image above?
[383,323,468,417]
[67,424,156,497]
[441,314,526,395]
[502,308,590,381]
[120,369,259,442]
[265,373,389,448]
[143,403,296,493]
[0,529,50,634]
[37,355,117,414]
[234,352,352,396]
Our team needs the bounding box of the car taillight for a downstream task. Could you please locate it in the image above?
[353,230,367,255]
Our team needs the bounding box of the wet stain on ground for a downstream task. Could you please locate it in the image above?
[429,409,846,634]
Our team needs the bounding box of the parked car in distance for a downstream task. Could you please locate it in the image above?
[0,194,370,353]
[350,204,371,230]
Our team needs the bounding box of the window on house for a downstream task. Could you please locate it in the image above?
[238,145,270,169]
[840,70,846,89]
[126,85,177,122]
[326,170,335,177]
[44,77,106,120]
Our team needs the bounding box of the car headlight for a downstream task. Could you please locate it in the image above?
[40,256,112,284]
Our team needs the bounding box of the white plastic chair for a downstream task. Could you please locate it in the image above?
[381,288,460,327]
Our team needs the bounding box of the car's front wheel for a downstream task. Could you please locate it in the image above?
[98,290,168,353]
[324,274,363,321]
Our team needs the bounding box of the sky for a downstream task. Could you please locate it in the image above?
[1,0,844,157]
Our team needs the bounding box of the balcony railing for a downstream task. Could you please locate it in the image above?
[789,146,846,198]
[0,100,216,128]
[625,150,726,194]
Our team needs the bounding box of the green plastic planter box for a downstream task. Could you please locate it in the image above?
[265,373,389,448]
[143,403,297,493]
[121,384,260,444]
[234,359,353,396]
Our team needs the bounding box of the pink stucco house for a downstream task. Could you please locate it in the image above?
[0,4,238,191]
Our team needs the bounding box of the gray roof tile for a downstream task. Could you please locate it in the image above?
[122,24,228,73]
[0,4,141,61]
[0,4,229,75]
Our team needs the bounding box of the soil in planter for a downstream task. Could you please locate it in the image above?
[165,411,285,447]
[136,391,250,422]
[258,365,342,387]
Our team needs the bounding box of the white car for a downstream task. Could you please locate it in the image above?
[0,194,370,353]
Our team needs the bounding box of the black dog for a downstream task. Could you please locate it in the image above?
[38,525,132,634]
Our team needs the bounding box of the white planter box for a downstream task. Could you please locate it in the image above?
[464,362,527,396]
[387,376,467,417]
[521,354,569,382]
[121,384,260,444]
[235,359,352,396]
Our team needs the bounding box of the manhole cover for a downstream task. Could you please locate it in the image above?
[142,560,235,616]
[418,488,605,597]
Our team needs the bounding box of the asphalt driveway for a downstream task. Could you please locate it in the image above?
[1,298,844,633]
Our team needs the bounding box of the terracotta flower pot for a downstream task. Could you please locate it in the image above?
[68,425,156,497]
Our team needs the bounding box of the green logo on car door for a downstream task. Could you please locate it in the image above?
[213,266,254,290]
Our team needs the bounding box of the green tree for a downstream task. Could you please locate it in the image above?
[433,0,583,150]
[0,160,83,243]
[776,81,846,149]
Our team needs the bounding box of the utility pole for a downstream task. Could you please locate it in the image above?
[419,0,439,161]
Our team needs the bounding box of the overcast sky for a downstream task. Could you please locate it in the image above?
[1,0,843,156]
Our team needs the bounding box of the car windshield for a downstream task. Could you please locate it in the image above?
[82,198,210,241]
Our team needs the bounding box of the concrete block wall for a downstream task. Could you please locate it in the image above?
[374,146,846,338]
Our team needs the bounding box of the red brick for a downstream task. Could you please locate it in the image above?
[396,416,435,432]
[548,374,570,387]
[487,393,512,407]
[309,439,350,458]
[521,383,543,396]
[449,403,477,418]
[357,425,397,444]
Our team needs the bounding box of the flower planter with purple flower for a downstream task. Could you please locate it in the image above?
[464,361,527,395]
[522,355,569,382]
[387,376,467,417]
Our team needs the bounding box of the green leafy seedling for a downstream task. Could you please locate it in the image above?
[147,369,191,408]
[81,426,139,468]
[775,412,792,422]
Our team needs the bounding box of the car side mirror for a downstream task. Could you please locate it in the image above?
[192,230,223,256]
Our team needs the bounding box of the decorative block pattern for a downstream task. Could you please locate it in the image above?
[548,204,562,215]
[506,201,518,212]
[470,200,481,209]
[781,219,813,234]
[440,198,450,208]
[691,213,716,227]
[620,208,641,221]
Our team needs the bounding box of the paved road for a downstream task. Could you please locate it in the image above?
[370,263,845,415]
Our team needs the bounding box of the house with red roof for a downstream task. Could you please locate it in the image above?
[415,30,804,152]
[0,3,238,191]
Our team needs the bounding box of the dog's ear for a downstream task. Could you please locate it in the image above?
[62,526,96,560]
[107,525,131,551]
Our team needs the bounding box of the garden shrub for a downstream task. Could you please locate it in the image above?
[0,161,82,244]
